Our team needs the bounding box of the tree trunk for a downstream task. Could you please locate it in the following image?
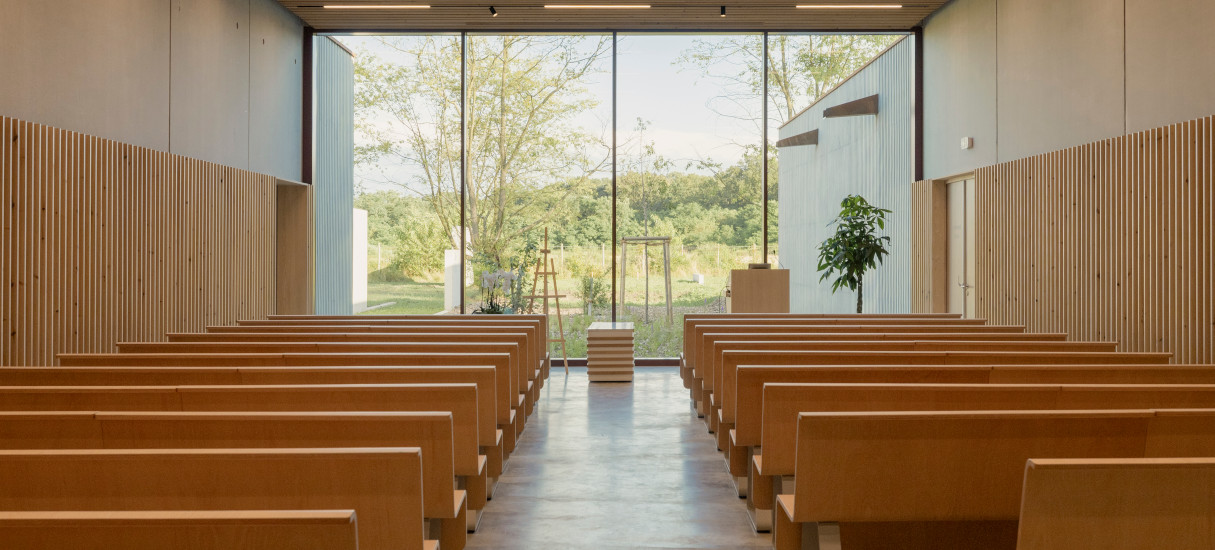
[856,279,863,314]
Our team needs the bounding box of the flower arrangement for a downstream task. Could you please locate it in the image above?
[475,269,518,314]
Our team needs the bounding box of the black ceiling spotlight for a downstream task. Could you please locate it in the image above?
[720,5,726,16]
[489,5,498,16]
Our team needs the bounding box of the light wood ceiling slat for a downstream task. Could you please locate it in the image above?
[278,1,946,31]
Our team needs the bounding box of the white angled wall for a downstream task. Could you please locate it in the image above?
[777,36,914,314]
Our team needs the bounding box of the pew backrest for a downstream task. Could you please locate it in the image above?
[105,341,527,405]
[0,447,426,550]
[0,383,483,475]
[0,410,457,519]
[1016,457,1215,550]
[718,349,1174,423]
[204,324,545,373]
[170,329,537,383]
[0,365,506,427]
[761,383,1215,476]
[56,352,516,426]
[733,364,1215,447]
[0,510,361,550]
[789,409,1215,523]
[707,339,1119,394]
[683,323,1029,382]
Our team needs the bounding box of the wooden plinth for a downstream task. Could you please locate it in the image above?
[587,322,634,382]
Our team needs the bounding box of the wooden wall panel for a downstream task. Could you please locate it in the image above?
[974,115,1214,363]
[1,116,278,366]
[910,179,948,313]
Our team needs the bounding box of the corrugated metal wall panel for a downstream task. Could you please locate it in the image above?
[313,36,354,315]
[776,36,914,314]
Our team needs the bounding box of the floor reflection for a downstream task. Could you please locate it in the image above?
[466,366,772,549]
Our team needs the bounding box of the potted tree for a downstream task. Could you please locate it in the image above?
[816,194,892,313]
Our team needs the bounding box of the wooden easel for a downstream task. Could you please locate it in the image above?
[525,228,569,373]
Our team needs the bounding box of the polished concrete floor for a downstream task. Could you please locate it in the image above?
[466,366,772,549]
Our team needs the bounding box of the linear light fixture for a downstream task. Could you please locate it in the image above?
[489,5,498,15]
[323,4,431,8]
[796,3,902,8]
[544,4,652,8]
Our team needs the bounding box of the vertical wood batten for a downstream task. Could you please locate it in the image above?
[0,116,277,366]
[970,114,1215,363]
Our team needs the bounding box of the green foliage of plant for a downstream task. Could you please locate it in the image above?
[816,195,892,314]
[577,272,611,309]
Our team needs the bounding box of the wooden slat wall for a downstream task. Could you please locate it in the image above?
[1,116,277,366]
[974,114,1213,363]
[910,179,937,313]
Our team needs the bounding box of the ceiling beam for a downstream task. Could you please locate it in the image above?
[278,1,948,32]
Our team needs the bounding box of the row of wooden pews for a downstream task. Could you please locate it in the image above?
[0,313,551,550]
[680,313,1215,550]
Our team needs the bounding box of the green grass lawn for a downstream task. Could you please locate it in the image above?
[360,281,445,315]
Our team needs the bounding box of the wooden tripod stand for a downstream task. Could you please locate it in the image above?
[525,228,569,373]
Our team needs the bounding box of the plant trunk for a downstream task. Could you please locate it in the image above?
[856,279,863,314]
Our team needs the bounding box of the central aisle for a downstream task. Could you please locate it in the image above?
[466,366,772,549]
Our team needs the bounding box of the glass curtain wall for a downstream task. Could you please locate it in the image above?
[616,33,763,357]
[464,34,613,359]
[346,34,463,314]
[343,32,906,357]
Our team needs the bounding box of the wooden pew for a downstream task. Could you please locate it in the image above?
[696,331,1069,393]
[172,329,540,398]
[1016,457,1215,550]
[683,313,993,372]
[0,510,363,550]
[0,448,431,550]
[203,324,548,384]
[681,322,1029,400]
[57,351,524,454]
[0,365,509,482]
[733,363,1215,450]
[111,340,534,419]
[742,380,1215,531]
[716,349,1173,429]
[0,383,480,470]
[758,383,1215,478]
[246,314,550,381]
[0,410,466,543]
[0,383,490,525]
[773,409,1215,550]
[703,339,1121,437]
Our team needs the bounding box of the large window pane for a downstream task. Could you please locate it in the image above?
[618,34,764,357]
[463,34,613,361]
[348,34,463,315]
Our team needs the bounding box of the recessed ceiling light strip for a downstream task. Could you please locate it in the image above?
[795,3,903,8]
[544,4,652,8]
[323,4,431,8]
